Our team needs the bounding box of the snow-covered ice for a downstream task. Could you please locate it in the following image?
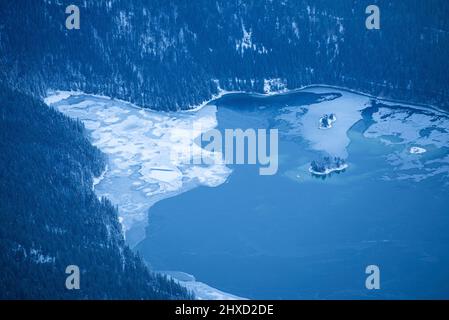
[410,147,427,155]
[364,105,449,181]
[44,90,82,105]
[164,271,246,300]
[45,91,242,301]
[275,86,449,182]
[44,86,449,300]
[45,91,231,246]
[276,87,370,158]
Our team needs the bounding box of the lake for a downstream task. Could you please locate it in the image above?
[48,86,449,299]
[136,87,449,299]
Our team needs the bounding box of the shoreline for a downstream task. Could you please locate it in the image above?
[319,114,337,130]
[203,84,449,117]
[45,83,449,117]
[44,91,237,300]
[309,163,349,176]
[162,271,246,300]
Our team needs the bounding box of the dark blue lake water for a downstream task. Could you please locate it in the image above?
[136,89,449,299]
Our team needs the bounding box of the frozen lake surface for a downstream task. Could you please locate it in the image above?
[47,87,449,299]
[46,92,231,247]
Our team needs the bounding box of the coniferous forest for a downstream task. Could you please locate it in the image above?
[1,0,449,111]
[0,85,192,299]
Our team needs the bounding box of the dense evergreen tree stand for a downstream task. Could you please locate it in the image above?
[0,85,192,299]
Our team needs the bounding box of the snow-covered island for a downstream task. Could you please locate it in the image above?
[319,113,337,129]
[309,157,348,176]
[410,146,427,154]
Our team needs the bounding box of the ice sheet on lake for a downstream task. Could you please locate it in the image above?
[44,90,82,105]
[275,87,370,158]
[182,280,245,300]
[46,91,231,245]
[364,106,449,181]
[410,147,427,155]
[164,271,246,300]
[275,86,449,182]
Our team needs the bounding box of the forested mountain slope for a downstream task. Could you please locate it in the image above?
[1,0,448,110]
[0,85,192,299]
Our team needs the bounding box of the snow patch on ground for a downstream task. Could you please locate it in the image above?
[92,165,108,191]
[30,248,55,264]
[263,78,287,94]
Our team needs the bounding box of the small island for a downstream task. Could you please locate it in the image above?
[319,113,337,129]
[310,157,348,176]
[410,146,427,155]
